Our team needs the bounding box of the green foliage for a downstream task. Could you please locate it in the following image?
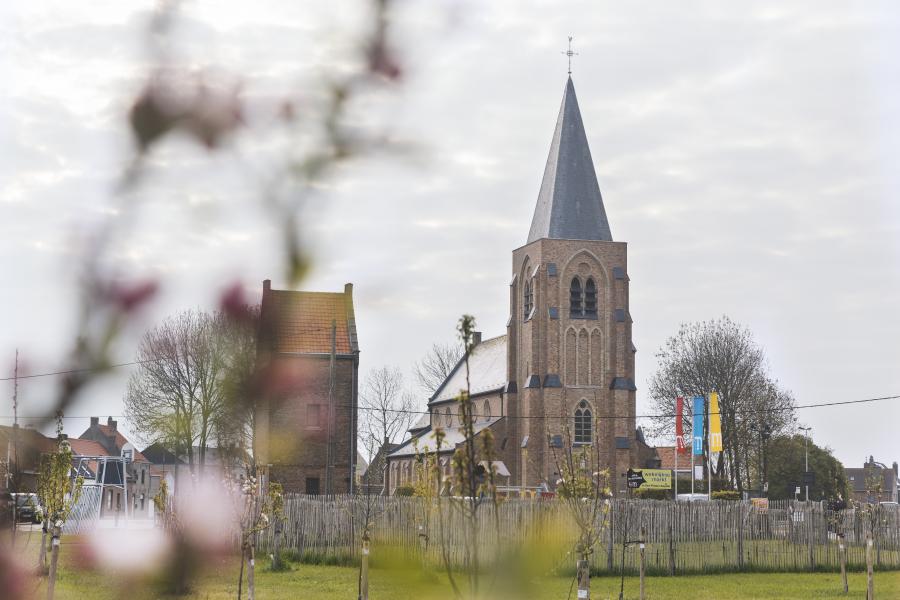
[394,484,414,497]
[36,440,84,529]
[635,488,672,500]
[766,434,849,501]
[712,490,741,501]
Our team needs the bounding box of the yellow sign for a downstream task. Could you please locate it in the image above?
[638,469,672,490]
[709,391,723,452]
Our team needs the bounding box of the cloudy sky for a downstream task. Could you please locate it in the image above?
[2,0,899,468]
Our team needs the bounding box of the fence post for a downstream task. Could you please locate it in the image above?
[839,532,848,594]
[639,526,646,600]
[607,504,615,572]
[808,506,815,571]
[668,519,675,576]
[737,502,744,570]
[866,532,874,600]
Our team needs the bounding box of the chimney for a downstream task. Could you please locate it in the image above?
[894,462,898,477]
[107,417,117,432]
[263,279,271,292]
[344,282,353,297]
[473,331,482,346]
[90,417,99,427]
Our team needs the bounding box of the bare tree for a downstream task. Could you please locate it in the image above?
[124,309,255,476]
[647,316,795,493]
[359,366,416,453]
[414,342,460,395]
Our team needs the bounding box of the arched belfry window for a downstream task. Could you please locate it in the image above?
[584,278,597,318]
[574,400,592,445]
[570,278,583,317]
[523,280,534,320]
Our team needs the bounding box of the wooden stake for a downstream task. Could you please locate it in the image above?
[839,533,848,594]
[576,556,590,599]
[866,532,874,600]
[46,524,60,600]
[639,526,646,600]
[359,538,370,600]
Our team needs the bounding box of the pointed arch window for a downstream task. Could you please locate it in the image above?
[584,278,597,318]
[523,280,534,320]
[570,277,583,317]
[574,400,592,445]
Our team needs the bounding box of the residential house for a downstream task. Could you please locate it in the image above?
[80,417,153,518]
[845,457,898,504]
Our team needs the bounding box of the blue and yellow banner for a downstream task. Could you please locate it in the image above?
[692,396,704,455]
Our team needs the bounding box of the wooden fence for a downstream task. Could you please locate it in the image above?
[255,495,900,574]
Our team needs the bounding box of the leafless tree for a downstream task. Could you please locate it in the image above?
[359,366,417,455]
[414,342,460,395]
[647,316,795,493]
[124,309,255,476]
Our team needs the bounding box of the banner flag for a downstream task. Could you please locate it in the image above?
[675,396,687,454]
[709,391,723,452]
[692,396,704,455]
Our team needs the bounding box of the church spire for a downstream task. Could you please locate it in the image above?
[527,76,612,244]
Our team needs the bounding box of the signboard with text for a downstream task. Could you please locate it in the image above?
[627,468,672,490]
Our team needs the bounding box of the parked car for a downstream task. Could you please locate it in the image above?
[676,493,709,502]
[12,493,42,523]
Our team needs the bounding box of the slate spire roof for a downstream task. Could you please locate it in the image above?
[527,76,613,244]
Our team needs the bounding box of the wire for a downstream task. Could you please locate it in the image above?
[2,393,897,422]
[0,358,163,382]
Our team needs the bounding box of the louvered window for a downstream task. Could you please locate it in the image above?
[523,280,534,319]
[584,278,597,318]
[570,278,583,317]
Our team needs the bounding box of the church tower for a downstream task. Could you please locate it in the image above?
[506,75,637,494]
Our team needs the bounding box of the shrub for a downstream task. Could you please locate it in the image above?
[394,484,415,497]
[712,490,741,501]
[635,488,671,500]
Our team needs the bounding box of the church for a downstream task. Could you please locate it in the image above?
[385,74,656,495]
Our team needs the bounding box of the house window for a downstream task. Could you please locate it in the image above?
[445,407,452,427]
[574,400,592,445]
[570,278,583,317]
[523,280,534,319]
[307,404,322,429]
[306,477,320,495]
[482,400,491,422]
[584,278,597,318]
[141,468,145,485]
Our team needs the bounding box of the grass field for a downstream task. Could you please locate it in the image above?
[10,532,900,599]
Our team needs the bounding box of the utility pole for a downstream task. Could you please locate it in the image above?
[799,426,811,502]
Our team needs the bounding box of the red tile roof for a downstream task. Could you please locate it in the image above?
[95,424,149,462]
[261,287,358,355]
[67,438,108,457]
[656,446,703,470]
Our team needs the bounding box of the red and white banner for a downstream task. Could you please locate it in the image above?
[675,396,688,454]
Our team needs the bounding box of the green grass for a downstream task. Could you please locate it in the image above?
[13,532,900,599]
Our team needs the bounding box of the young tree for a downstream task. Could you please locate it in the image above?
[647,316,795,493]
[414,342,460,395]
[549,406,611,600]
[235,469,283,600]
[36,431,84,600]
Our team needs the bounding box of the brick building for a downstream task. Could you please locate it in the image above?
[80,417,153,517]
[845,456,898,504]
[254,280,360,495]
[386,75,644,495]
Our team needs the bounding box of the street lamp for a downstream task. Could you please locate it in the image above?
[799,426,812,502]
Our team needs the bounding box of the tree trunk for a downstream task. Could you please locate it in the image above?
[38,524,49,573]
[46,524,61,600]
[248,540,256,600]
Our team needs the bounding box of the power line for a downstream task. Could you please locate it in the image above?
[0,358,163,382]
[2,392,898,422]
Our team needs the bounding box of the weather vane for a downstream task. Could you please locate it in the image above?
[561,35,578,75]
